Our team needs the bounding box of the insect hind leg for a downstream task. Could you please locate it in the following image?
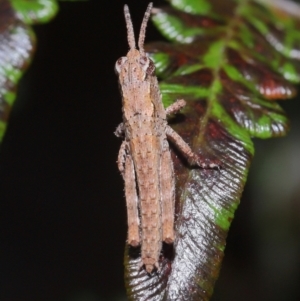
[160,141,175,244]
[117,141,140,246]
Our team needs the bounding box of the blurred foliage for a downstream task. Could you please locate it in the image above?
[0,0,85,142]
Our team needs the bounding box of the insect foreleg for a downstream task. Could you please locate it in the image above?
[117,140,127,174]
[165,99,186,116]
[117,141,140,246]
[114,122,125,138]
[166,125,211,168]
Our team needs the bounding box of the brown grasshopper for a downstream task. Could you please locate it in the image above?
[115,2,217,274]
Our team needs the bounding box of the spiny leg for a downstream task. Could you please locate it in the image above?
[117,141,140,246]
[165,99,186,116]
[114,122,125,138]
[117,139,127,174]
[160,140,175,244]
[166,125,219,168]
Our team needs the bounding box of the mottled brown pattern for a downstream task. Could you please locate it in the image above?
[115,3,215,274]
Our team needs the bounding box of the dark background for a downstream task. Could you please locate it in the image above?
[0,0,299,300]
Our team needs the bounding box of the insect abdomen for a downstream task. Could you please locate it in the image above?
[130,125,162,273]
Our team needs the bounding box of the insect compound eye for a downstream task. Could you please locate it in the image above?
[139,56,155,76]
[115,57,127,74]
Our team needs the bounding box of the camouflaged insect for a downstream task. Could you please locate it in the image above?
[115,2,217,273]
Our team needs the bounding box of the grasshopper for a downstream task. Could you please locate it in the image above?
[115,3,216,274]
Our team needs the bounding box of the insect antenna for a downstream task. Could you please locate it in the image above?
[124,4,136,50]
[138,2,153,56]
